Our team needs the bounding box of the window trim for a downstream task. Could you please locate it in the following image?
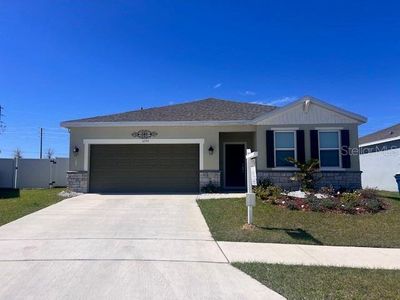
[318,130,343,169]
[274,130,297,169]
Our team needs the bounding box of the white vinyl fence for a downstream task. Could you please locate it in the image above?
[360,148,400,192]
[0,158,69,189]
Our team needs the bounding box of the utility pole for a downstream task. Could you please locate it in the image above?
[40,128,43,159]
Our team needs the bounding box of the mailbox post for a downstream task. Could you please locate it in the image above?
[245,149,258,224]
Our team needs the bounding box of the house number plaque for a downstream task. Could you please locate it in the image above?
[131,130,158,139]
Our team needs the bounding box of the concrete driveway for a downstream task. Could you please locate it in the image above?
[0,194,283,299]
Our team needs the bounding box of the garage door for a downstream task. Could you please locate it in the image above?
[89,144,199,193]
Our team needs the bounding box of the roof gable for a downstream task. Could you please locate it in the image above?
[255,96,367,125]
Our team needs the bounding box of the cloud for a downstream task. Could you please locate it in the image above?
[242,90,256,96]
[266,96,297,106]
[213,83,222,89]
[249,96,297,106]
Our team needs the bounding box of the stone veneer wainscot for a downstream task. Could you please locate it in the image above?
[67,171,88,193]
[199,170,221,190]
[257,170,362,191]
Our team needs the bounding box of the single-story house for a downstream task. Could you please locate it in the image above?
[61,96,367,193]
[359,123,400,191]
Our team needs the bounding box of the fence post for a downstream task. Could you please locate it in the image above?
[14,157,19,189]
[49,159,57,188]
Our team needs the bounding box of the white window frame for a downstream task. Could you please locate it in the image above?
[318,130,342,169]
[274,130,297,169]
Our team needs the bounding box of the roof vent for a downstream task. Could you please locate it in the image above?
[303,99,311,113]
[389,130,394,135]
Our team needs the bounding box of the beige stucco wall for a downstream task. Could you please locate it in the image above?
[68,123,360,172]
[256,123,360,171]
[68,125,256,171]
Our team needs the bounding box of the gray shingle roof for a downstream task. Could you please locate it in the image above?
[63,98,276,123]
[359,123,400,145]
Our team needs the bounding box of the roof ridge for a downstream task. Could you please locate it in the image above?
[139,97,274,111]
[61,97,276,125]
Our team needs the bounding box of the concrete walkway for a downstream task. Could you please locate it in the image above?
[197,193,246,200]
[219,241,400,270]
[0,194,283,300]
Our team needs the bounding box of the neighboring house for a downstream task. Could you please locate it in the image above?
[359,123,400,192]
[61,96,366,193]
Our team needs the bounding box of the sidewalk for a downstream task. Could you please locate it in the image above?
[218,241,400,270]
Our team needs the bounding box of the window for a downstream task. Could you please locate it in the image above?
[319,131,340,167]
[275,131,296,167]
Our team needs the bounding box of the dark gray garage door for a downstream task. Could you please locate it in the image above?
[89,144,199,193]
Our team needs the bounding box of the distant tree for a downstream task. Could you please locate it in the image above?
[46,148,55,159]
[13,148,22,159]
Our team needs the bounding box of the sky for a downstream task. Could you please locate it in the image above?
[0,0,399,158]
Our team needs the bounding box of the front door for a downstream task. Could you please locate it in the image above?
[225,144,246,188]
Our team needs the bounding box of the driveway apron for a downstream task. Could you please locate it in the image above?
[0,194,283,299]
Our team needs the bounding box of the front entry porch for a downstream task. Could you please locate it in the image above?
[200,132,256,192]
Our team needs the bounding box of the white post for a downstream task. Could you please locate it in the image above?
[246,150,252,193]
[245,149,258,225]
[14,157,19,189]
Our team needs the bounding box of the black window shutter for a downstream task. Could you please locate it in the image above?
[310,130,319,163]
[341,130,351,168]
[296,130,306,164]
[266,130,275,168]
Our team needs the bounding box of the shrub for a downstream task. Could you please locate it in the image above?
[201,182,220,193]
[319,185,336,197]
[257,178,273,189]
[358,188,379,200]
[305,195,324,212]
[361,198,385,213]
[287,158,320,191]
[321,198,337,210]
[340,201,358,214]
[339,192,361,213]
[253,186,269,200]
[267,185,283,196]
[254,184,283,202]
[287,199,300,210]
[340,192,361,204]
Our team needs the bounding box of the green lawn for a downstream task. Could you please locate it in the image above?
[0,188,65,226]
[233,263,400,300]
[197,191,400,248]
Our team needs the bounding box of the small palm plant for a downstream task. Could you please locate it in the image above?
[287,158,320,191]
